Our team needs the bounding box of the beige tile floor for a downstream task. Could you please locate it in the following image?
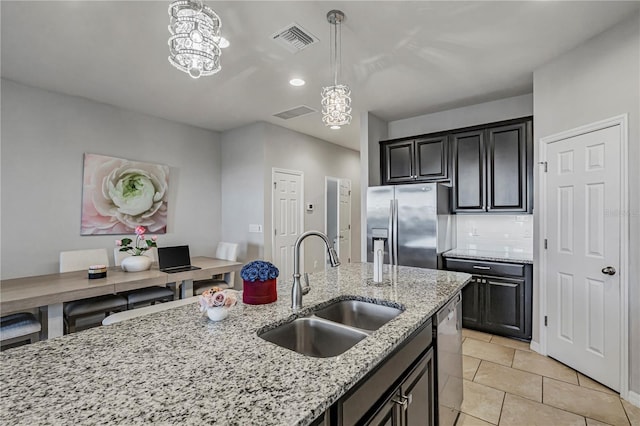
[459,328,639,426]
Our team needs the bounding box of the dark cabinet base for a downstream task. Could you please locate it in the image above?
[445,258,532,341]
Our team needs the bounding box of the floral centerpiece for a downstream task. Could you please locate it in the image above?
[198,287,238,322]
[240,260,279,305]
[116,226,158,272]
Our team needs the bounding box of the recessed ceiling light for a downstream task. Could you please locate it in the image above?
[219,37,230,48]
[289,78,306,87]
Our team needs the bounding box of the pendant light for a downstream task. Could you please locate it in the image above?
[321,10,352,129]
[168,0,222,79]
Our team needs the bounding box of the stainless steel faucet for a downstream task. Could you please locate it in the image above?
[292,231,341,310]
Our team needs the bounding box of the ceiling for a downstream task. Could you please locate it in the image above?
[2,1,638,151]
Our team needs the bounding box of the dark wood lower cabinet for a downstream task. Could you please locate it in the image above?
[401,350,434,426]
[444,258,532,341]
[364,348,434,426]
[331,321,435,426]
[483,277,527,337]
[461,278,482,329]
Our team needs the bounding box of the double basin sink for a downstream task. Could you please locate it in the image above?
[259,299,403,358]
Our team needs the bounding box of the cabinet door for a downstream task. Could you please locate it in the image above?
[401,348,435,426]
[487,122,530,212]
[451,130,485,212]
[415,137,448,181]
[461,278,482,329]
[365,392,402,426]
[383,141,415,184]
[482,277,528,339]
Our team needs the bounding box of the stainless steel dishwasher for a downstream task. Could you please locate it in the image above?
[436,292,463,426]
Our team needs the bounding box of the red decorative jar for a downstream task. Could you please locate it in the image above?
[243,279,277,305]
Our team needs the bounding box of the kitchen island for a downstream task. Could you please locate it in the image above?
[0,263,470,425]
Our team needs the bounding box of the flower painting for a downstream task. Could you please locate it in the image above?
[81,154,169,235]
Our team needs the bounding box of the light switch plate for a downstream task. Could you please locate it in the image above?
[249,224,263,233]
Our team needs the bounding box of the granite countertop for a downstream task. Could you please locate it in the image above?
[0,263,470,425]
[443,248,533,264]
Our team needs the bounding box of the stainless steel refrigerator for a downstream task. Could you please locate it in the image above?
[366,183,455,269]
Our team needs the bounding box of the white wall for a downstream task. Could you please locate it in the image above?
[387,93,534,139]
[220,122,266,281]
[263,122,362,273]
[533,12,640,395]
[1,79,222,279]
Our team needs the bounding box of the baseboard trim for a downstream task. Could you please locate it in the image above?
[626,390,640,408]
[529,340,541,354]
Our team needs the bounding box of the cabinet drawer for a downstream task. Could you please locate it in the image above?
[444,258,524,277]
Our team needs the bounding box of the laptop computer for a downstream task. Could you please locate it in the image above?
[158,245,201,273]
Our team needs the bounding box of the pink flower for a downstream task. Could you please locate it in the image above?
[135,226,146,236]
[115,240,122,246]
[151,236,158,241]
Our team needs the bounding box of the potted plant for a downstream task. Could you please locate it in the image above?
[116,226,157,272]
[240,260,279,304]
[198,286,238,322]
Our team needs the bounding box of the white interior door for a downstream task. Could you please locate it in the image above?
[544,124,621,390]
[272,169,303,283]
[338,178,352,263]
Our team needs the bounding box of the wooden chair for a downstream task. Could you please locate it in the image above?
[193,242,239,295]
[60,249,127,333]
[113,248,174,309]
[1,312,41,350]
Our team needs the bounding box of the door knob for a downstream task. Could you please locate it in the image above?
[601,266,616,276]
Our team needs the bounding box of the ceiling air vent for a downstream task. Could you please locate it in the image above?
[273,105,317,120]
[271,23,319,53]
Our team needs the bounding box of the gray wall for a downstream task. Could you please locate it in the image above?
[533,12,640,394]
[219,121,361,283]
[263,122,362,273]
[387,93,533,139]
[220,122,266,281]
[1,79,222,278]
[359,112,389,261]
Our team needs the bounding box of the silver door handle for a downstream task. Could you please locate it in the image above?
[601,266,616,276]
[487,281,518,288]
[473,265,491,270]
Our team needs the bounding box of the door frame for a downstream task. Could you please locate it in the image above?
[325,176,339,265]
[271,168,304,273]
[538,114,629,398]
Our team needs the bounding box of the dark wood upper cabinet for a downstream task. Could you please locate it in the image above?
[451,117,532,213]
[380,116,532,214]
[381,137,449,184]
[416,137,448,181]
[487,122,531,212]
[384,141,415,183]
[451,130,485,212]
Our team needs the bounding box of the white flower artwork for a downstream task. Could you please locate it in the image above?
[81,153,169,235]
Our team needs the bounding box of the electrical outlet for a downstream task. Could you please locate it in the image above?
[313,260,318,269]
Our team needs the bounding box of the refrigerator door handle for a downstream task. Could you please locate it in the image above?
[388,199,395,266]
[393,199,399,266]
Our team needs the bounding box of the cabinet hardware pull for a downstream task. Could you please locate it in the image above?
[472,266,490,270]
[487,281,518,288]
[392,398,408,409]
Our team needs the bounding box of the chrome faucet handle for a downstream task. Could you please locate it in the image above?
[302,272,310,295]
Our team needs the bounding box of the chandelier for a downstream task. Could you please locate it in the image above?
[168,0,222,79]
[321,10,352,130]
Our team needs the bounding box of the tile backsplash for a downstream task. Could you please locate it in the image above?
[456,215,533,252]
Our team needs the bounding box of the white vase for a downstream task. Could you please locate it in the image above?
[121,255,152,272]
[206,307,229,322]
